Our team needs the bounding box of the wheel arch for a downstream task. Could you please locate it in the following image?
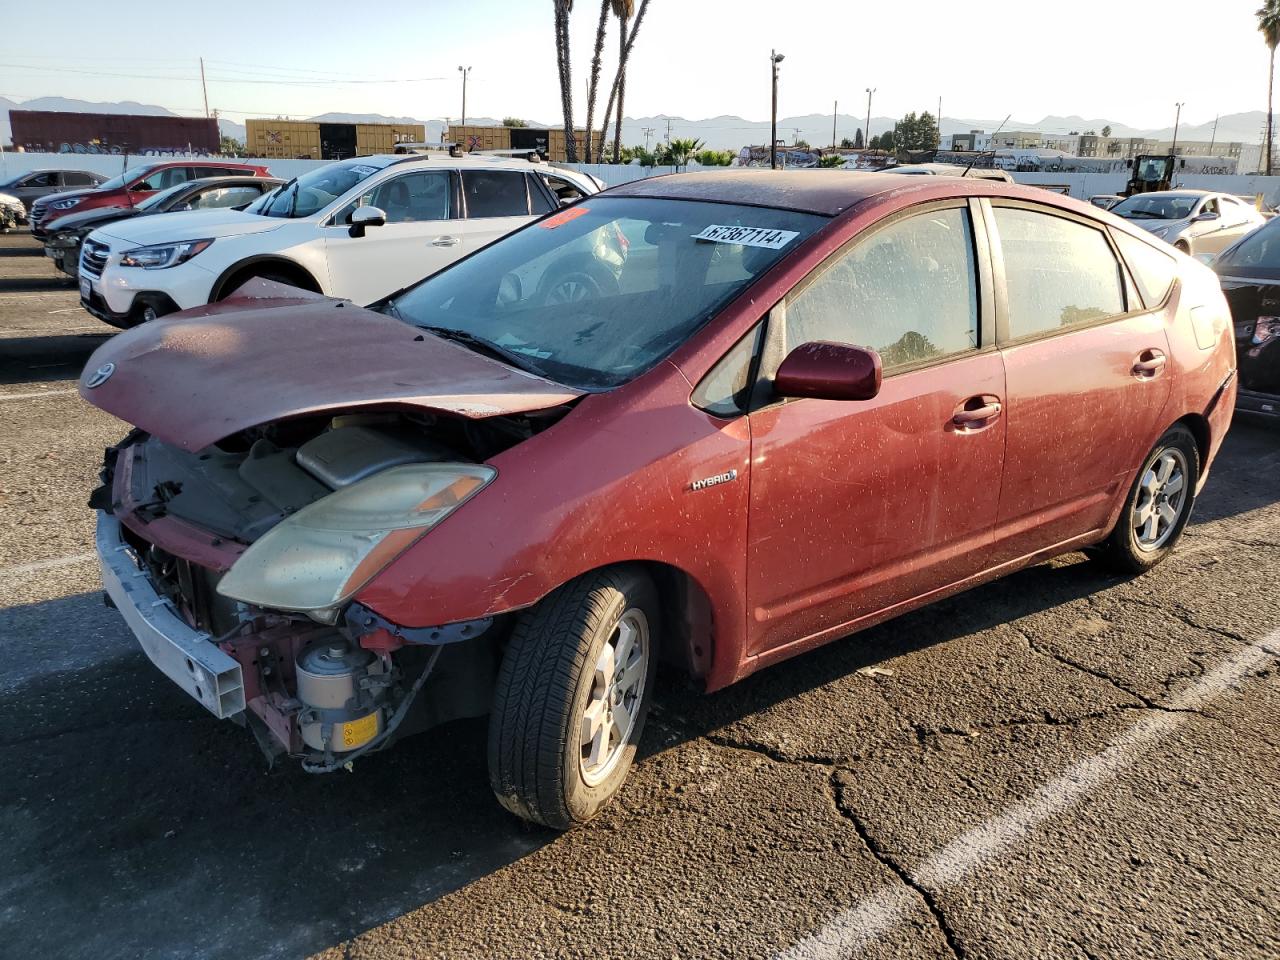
[1172,411,1210,471]
[209,255,323,302]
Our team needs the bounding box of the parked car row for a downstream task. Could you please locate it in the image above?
[43,176,284,279]
[74,153,602,327]
[79,169,1239,829]
[28,159,273,239]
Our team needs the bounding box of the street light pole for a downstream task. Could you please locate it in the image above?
[770,51,784,170]
[458,66,471,128]
[865,87,875,152]
[1171,101,1184,156]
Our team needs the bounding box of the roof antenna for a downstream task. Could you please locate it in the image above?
[963,114,1011,178]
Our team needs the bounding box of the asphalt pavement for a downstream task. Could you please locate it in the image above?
[0,228,1277,960]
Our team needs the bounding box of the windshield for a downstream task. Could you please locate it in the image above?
[135,181,193,211]
[247,159,384,219]
[94,164,158,192]
[1218,218,1280,273]
[387,197,827,390]
[1133,158,1171,181]
[1111,194,1198,221]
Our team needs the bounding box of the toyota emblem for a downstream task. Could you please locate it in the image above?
[85,362,115,389]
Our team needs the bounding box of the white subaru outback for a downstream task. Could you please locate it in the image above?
[78,154,601,327]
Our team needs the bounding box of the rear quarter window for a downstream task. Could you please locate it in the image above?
[1112,229,1178,308]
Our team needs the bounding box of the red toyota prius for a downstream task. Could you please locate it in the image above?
[83,172,1236,829]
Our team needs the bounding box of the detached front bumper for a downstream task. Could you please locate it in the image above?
[96,511,246,719]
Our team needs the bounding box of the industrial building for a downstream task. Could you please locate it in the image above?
[244,120,426,160]
[447,125,591,163]
[8,110,219,155]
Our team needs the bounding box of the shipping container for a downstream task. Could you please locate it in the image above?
[245,120,425,160]
[447,125,591,163]
[9,110,219,155]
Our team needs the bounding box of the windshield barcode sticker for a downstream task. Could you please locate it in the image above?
[692,224,799,249]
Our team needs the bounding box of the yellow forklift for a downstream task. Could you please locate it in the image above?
[1122,154,1184,196]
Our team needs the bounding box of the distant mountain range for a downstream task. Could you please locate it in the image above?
[1,96,1269,154]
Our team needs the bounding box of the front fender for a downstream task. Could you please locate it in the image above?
[355,364,754,691]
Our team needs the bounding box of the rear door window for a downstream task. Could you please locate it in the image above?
[993,206,1125,340]
[190,186,265,210]
[62,171,97,186]
[785,205,980,371]
[1112,230,1178,308]
[462,170,530,218]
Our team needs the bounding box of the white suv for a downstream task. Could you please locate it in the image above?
[78,154,601,327]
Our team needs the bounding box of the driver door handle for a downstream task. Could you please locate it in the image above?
[431,235,461,248]
[952,396,1002,430]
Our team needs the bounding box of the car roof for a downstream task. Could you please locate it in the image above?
[606,170,1030,216]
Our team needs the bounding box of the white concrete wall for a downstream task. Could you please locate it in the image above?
[0,151,331,182]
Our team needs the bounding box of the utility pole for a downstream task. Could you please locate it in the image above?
[642,126,655,151]
[938,95,942,149]
[457,66,471,127]
[1209,113,1219,155]
[1171,101,1184,156]
[865,87,876,153]
[770,50,785,170]
[832,100,838,149]
[199,57,209,119]
[665,118,672,144]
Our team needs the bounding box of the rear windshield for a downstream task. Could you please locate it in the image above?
[388,197,827,390]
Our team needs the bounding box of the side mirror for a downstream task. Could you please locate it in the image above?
[1194,211,1219,222]
[497,272,524,305]
[774,341,882,402]
[348,205,387,238]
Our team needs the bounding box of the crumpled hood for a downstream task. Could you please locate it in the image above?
[94,209,285,246]
[79,280,583,452]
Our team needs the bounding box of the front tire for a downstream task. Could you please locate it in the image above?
[1090,424,1199,574]
[487,567,659,829]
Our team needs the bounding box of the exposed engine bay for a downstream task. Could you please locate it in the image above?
[95,407,564,770]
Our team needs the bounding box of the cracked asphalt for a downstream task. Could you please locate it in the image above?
[1,228,1278,959]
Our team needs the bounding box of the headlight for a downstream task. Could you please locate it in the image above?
[119,239,213,269]
[216,463,496,622]
[51,197,82,210]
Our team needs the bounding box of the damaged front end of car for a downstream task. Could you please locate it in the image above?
[83,284,580,770]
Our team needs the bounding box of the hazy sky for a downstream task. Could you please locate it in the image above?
[0,0,1269,131]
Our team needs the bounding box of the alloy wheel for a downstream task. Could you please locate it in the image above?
[1133,448,1188,551]
[579,608,649,785]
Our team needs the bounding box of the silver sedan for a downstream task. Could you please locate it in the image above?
[1109,189,1267,256]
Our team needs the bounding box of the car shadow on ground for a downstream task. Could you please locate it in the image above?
[0,334,111,385]
[0,556,1136,959]
[1184,417,1279,524]
[0,593,550,960]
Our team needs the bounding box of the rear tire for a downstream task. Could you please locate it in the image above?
[487,567,659,830]
[1089,424,1199,574]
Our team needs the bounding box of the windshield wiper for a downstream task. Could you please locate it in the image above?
[416,325,540,373]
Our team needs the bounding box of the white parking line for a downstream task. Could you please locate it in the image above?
[0,388,79,401]
[0,552,95,578]
[776,630,1280,960]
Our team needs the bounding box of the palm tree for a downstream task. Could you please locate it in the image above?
[583,0,612,163]
[1260,2,1280,175]
[596,0,651,161]
[610,0,635,163]
[553,0,579,162]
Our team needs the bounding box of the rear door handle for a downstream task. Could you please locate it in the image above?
[431,236,461,247]
[952,396,1002,430]
[1132,349,1167,378]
